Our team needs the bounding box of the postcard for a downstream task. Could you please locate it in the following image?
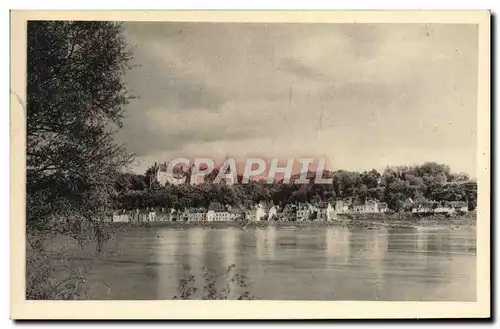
[10,10,490,319]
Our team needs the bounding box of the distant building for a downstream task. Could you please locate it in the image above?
[434,201,468,215]
[206,210,215,222]
[278,205,297,221]
[326,202,338,221]
[411,201,435,214]
[148,212,157,222]
[365,200,378,213]
[244,209,256,221]
[268,205,279,221]
[156,210,170,221]
[315,201,330,221]
[403,198,415,211]
[296,203,311,221]
[186,208,206,221]
[228,210,243,221]
[434,205,455,214]
[113,214,129,223]
[170,208,180,221]
[206,210,231,221]
[352,200,388,213]
[449,201,469,212]
[155,162,189,187]
[255,203,268,221]
[377,202,388,213]
[352,203,366,213]
[335,200,350,214]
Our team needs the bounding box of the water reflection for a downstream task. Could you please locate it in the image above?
[91,225,476,301]
[156,229,178,299]
[254,227,278,261]
[188,228,206,295]
[266,227,277,260]
[325,227,350,264]
[222,229,239,299]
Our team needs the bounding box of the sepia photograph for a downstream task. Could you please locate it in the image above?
[10,10,490,319]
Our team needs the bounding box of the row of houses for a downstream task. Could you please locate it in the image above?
[407,199,469,214]
[107,199,391,223]
[106,198,469,223]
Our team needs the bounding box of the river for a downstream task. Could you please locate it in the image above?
[49,225,476,301]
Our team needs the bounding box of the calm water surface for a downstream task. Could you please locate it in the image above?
[58,226,476,301]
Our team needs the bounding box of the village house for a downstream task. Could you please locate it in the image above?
[206,210,216,221]
[335,200,351,214]
[377,202,388,213]
[351,200,389,213]
[186,208,206,221]
[434,201,468,215]
[411,201,435,214]
[326,202,338,221]
[206,210,232,221]
[403,198,415,211]
[228,212,243,221]
[244,208,256,221]
[278,204,297,221]
[315,201,330,221]
[139,213,149,222]
[255,202,268,221]
[113,213,129,223]
[449,201,469,212]
[434,205,455,214]
[155,213,169,221]
[364,200,379,213]
[352,203,366,213]
[296,203,313,221]
[169,208,181,221]
[126,209,139,222]
[155,209,170,221]
[148,211,157,222]
[268,204,279,221]
[228,207,244,221]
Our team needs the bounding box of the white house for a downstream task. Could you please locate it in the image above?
[228,211,243,221]
[148,212,157,222]
[187,209,206,221]
[207,210,231,221]
[296,204,311,221]
[449,201,469,212]
[377,202,388,213]
[113,214,129,223]
[411,202,435,214]
[206,210,215,222]
[326,202,338,221]
[244,209,256,221]
[255,203,267,221]
[434,206,455,214]
[335,200,350,214]
[268,205,278,221]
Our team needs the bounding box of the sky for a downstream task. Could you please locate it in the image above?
[117,22,479,177]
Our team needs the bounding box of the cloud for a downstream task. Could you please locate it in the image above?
[278,57,328,81]
[117,22,479,177]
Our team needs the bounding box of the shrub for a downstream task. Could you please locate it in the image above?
[26,244,111,300]
[174,264,255,300]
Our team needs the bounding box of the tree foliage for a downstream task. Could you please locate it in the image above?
[27,21,134,233]
[115,162,477,212]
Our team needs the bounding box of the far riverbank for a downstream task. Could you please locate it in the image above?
[109,212,476,231]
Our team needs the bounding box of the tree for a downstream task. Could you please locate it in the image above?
[27,21,134,246]
[145,162,160,188]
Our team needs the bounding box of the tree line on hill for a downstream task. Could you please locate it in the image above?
[114,162,477,212]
